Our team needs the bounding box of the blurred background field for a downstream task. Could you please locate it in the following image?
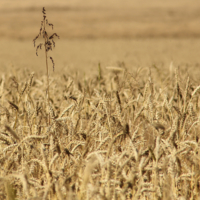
[0,0,200,77]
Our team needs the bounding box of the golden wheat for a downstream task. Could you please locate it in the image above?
[0,8,200,200]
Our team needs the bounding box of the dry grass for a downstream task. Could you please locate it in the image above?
[0,62,200,199]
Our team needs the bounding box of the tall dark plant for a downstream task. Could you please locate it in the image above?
[33,7,59,100]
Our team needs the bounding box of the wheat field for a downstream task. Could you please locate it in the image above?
[1,1,200,200]
[0,61,200,199]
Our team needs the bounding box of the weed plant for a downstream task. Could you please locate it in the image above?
[33,7,59,101]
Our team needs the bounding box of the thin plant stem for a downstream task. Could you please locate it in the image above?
[33,7,59,102]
